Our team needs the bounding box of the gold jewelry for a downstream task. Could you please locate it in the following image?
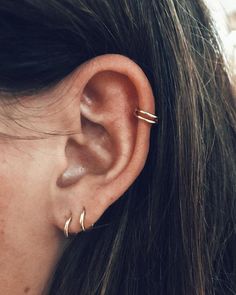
[64,216,72,238]
[79,207,94,232]
[79,207,86,231]
[134,108,158,124]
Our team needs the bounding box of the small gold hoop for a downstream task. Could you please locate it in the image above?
[79,207,94,232]
[134,108,158,124]
[64,216,72,238]
[79,207,86,232]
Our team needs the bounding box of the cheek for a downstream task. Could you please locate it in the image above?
[0,142,53,245]
[0,171,21,248]
[0,149,33,213]
[0,175,11,237]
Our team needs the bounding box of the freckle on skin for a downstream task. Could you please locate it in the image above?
[24,287,30,293]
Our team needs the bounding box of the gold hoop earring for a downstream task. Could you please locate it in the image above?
[79,207,94,232]
[64,216,72,238]
[134,108,158,124]
[79,207,86,232]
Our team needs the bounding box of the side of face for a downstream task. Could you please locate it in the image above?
[0,54,156,257]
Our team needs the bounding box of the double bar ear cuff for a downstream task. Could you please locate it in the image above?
[134,108,158,124]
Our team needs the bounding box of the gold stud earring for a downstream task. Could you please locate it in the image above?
[134,108,158,124]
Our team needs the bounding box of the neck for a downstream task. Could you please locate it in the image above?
[0,230,65,295]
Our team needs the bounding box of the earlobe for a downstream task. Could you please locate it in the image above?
[51,54,157,236]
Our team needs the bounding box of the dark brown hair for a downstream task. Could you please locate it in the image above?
[0,1,235,294]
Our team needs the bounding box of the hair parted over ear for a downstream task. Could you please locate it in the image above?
[50,54,156,236]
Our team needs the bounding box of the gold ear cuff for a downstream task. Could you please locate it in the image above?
[134,108,158,124]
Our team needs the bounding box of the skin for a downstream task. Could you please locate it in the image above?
[0,54,155,294]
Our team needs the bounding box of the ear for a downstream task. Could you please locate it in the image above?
[51,54,156,236]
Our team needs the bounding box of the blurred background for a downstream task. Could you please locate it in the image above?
[205,0,236,84]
